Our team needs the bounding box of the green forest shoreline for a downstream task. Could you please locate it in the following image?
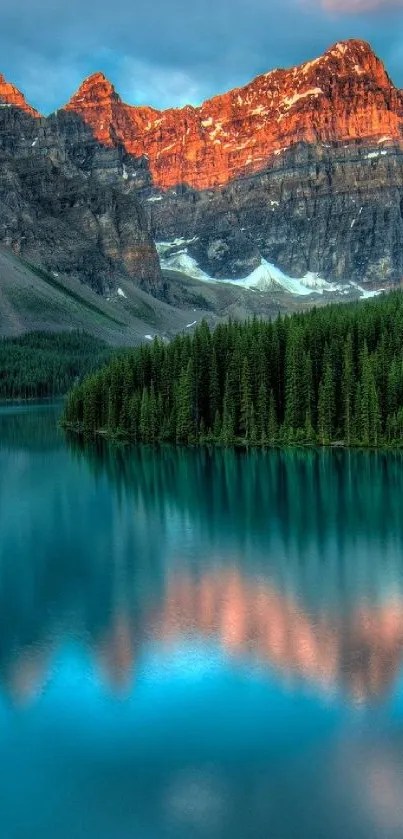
[61,421,403,452]
[0,395,65,405]
[62,292,403,449]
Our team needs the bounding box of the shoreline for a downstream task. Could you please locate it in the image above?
[0,395,66,405]
[60,422,403,453]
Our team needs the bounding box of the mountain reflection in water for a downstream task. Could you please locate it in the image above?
[2,406,403,839]
[2,564,403,707]
[1,426,403,706]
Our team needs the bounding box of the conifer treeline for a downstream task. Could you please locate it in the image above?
[63,292,403,447]
[0,331,111,400]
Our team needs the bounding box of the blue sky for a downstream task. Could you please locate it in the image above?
[2,0,403,113]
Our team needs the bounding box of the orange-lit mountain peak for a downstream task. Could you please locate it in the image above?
[60,39,403,189]
[64,71,122,146]
[68,71,119,103]
[0,74,40,116]
[321,38,393,85]
[324,38,384,64]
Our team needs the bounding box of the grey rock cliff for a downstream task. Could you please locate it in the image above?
[0,105,162,295]
[142,141,403,287]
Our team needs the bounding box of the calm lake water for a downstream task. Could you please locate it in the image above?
[1,402,403,838]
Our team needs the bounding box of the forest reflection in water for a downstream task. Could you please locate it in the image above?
[0,419,403,708]
[3,406,403,838]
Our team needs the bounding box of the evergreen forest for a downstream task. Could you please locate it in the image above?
[0,331,111,400]
[63,292,403,447]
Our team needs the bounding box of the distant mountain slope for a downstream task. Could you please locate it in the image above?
[0,248,215,344]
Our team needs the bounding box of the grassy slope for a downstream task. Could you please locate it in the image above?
[0,248,215,346]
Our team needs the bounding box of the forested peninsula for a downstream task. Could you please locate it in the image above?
[62,293,403,448]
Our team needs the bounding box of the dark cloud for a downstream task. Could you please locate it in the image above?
[1,0,402,113]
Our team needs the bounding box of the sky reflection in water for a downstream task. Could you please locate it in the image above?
[0,403,403,838]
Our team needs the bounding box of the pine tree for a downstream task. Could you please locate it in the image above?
[107,363,121,430]
[176,360,194,443]
[302,351,314,435]
[209,348,220,430]
[149,382,157,442]
[257,380,268,445]
[342,332,354,445]
[83,379,98,433]
[221,372,235,445]
[317,361,334,444]
[284,324,306,435]
[240,357,252,441]
[359,343,381,446]
[267,390,278,445]
[213,409,222,440]
[250,404,258,444]
[140,387,151,442]
[129,393,141,439]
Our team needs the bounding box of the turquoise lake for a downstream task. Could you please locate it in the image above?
[1,401,403,838]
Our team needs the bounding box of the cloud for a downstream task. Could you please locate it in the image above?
[119,59,205,110]
[317,0,403,12]
[0,0,402,113]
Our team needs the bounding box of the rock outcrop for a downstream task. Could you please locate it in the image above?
[0,73,39,116]
[2,38,403,299]
[0,92,161,295]
[144,140,403,285]
[64,40,403,190]
[61,39,403,289]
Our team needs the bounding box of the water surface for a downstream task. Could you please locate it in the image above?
[1,402,403,838]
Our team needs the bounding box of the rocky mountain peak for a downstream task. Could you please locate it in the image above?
[325,38,378,59]
[320,39,392,84]
[0,74,39,116]
[66,71,120,110]
[325,38,376,61]
[64,72,121,146]
[58,39,403,190]
[1,40,403,304]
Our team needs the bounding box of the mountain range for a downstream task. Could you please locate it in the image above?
[1,38,403,341]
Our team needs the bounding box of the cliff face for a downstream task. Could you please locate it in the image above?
[61,39,403,289]
[143,141,403,285]
[0,90,161,295]
[64,40,403,190]
[1,39,403,298]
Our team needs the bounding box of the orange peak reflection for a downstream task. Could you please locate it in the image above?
[97,615,136,694]
[155,570,403,704]
[5,570,403,706]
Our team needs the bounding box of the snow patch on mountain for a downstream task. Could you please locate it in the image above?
[349,282,383,299]
[157,240,384,300]
[366,151,388,159]
[158,237,199,255]
[282,88,323,111]
[301,57,322,75]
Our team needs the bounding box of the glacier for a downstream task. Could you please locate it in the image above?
[156,241,381,300]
